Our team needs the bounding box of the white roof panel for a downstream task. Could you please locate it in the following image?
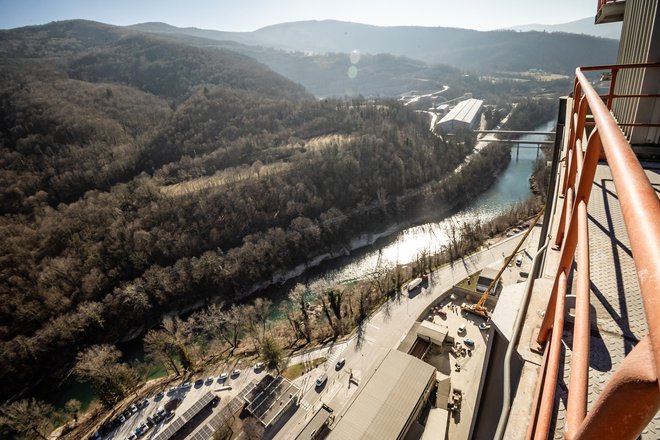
[438,98,483,125]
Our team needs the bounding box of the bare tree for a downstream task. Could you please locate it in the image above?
[369,268,394,300]
[237,298,272,353]
[252,298,272,341]
[64,399,81,424]
[162,317,196,371]
[143,329,181,376]
[219,305,245,351]
[0,398,59,440]
[320,296,339,338]
[290,284,312,343]
[242,416,265,440]
[73,345,138,407]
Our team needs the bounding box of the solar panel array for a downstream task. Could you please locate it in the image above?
[151,375,302,440]
[247,376,285,419]
[244,375,299,426]
[152,392,215,440]
[187,395,245,440]
[262,381,298,427]
[242,375,275,404]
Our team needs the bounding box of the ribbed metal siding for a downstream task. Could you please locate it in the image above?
[612,0,660,144]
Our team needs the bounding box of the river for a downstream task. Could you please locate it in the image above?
[38,120,554,410]
[271,119,555,291]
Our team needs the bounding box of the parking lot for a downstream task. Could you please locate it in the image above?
[97,366,267,440]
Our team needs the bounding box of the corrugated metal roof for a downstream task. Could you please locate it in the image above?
[328,350,435,440]
[438,98,483,125]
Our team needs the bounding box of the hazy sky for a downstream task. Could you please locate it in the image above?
[0,0,597,31]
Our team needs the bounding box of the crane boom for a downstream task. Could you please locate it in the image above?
[462,207,545,317]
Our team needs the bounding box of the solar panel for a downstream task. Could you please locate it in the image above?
[152,392,216,440]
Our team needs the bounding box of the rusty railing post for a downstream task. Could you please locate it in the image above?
[572,336,660,440]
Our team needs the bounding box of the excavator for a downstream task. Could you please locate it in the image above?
[461,207,545,318]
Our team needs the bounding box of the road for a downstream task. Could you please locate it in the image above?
[272,232,529,439]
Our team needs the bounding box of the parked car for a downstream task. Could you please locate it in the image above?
[515,254,523,266]
[219,372,229,382]
[464,338,475,348]
[167,386,177,395]
[129,403,138,413]
[205,376,214,384]
[119,414,126,423]
[194,378,204,387]
[254,362,264,371]
[155,391,164,400]
[231,369,241,377]
[181,381,192,389]
[335,358,346,370]
[479,322,491,331]
[315,373,328,388]
[457,323,466,334]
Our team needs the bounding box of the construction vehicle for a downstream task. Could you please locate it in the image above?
[461,207,545,318]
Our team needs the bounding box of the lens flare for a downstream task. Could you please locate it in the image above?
[347,65,358,79]
[349,50,360,65]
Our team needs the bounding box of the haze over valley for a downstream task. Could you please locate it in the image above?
[0,4,620,440]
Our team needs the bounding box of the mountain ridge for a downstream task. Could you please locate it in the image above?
[128,19,619,74]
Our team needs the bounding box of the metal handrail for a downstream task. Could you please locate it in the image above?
[529,63,660,439]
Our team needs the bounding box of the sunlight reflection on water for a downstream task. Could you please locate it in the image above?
[313,120,555,285]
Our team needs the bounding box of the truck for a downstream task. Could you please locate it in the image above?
[407,277,423,292]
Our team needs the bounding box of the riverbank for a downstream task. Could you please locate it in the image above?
[37,117,554,427]
[55,197,543,440]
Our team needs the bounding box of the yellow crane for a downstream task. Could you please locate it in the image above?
[461,207,545,318]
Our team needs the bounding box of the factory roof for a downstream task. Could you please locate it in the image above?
[438,98,483,125]
[328,350,435,440]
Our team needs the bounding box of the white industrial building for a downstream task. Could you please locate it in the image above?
[437,98,483,133]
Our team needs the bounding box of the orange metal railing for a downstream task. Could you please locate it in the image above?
[527,63,660,439]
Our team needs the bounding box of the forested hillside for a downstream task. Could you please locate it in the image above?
[0,20,492,400]
[131,20,619,74]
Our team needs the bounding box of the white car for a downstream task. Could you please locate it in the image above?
[219,372,229,382]
[315,373,328,388]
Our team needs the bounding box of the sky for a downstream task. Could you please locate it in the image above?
[0,0,597,31]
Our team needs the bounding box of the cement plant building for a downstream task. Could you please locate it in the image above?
[437,98,483,133]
